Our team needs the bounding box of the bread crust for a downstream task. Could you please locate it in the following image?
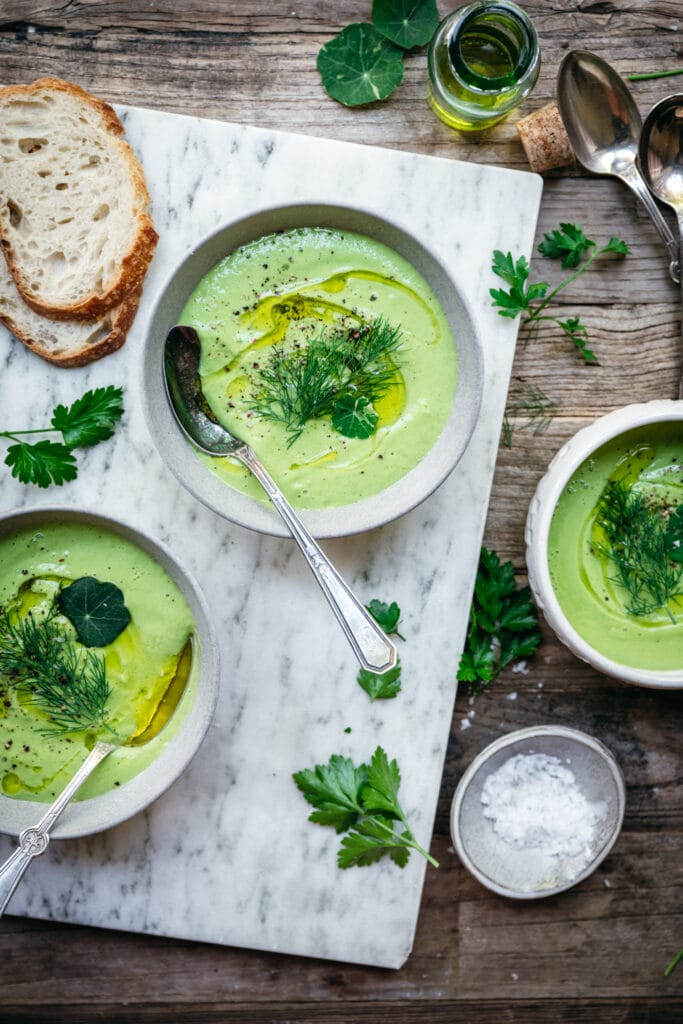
[0,274,142,367]
[0,77,158,321]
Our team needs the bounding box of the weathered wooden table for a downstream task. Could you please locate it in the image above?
[1,3,682,1021]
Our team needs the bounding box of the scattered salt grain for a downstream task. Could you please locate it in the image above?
[512,661,529,674]
[505,691,518,701]
[511,972,519,982]
[603,878,611,889]
[460,718,472,731]
[481,752,607,862]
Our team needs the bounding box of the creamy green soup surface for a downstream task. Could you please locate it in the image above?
[0,523,196,803]
[548,423,683,671]
[180,227,459,509]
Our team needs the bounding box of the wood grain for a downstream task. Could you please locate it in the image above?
[1,2,682,1021]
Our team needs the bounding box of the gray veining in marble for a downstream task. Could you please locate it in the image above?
[0,106,542,968]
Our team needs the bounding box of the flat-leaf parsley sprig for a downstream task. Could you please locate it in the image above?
[293,745,438,869]
[1,385,124,487]
[491,224,630,364]
[458,547,542,695]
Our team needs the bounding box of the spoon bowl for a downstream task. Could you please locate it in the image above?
[639,94,683,398]
[557,50,680,283]
[164,324,397,676]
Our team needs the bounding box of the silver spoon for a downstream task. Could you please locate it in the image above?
[557,50,680,285]
[0,738,117,916]
[164,325,398,675]
[639,94,683,400]
[0,636,194,916]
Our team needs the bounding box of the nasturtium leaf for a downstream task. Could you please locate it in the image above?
[332,393,379,438]
[372,0,439,49]
[58,576,131,648]
[317,23,404,107]
[5,441,77,488]
[357,661,402,701]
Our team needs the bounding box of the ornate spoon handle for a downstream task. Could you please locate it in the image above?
[0,740,116,917]
[236,445,398,674]
[621,163,681,284]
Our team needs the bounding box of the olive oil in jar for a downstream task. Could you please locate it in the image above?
[428,1,540,131]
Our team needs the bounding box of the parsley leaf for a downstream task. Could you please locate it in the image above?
[51,385,124,447]
[365,598,405,639]
[538,223,594,268]
[372,0,439,49]
[317,23,404,107]
[357,661,402,701]
[58,577,131,648]
[1,386,124,487]
[338,816,412,868]
[457,547,542,695]
[292,754,367,833]
[357,598,405,700]
[491,225,630,364]
[293,746,438,869]
[5,440,77,488]
[603,236,631,256]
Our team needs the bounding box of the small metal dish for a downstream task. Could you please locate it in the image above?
[450,725,625,899]
[0,506,220,840]
[142,201,483,539]
[526,400,683,688]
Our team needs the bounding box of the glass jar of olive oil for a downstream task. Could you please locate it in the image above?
[428,1,540,131]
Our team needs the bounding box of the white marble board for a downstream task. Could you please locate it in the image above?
[0,105,542,968]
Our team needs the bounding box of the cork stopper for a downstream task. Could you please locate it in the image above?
[516,101,576,172]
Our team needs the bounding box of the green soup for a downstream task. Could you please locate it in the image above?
[548,423,683,671]
[0,523,196,803]
[180,227,458,509]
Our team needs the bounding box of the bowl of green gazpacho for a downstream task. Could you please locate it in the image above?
[143,203,483,538]
[0,507,219,839]
[526,401,683,688]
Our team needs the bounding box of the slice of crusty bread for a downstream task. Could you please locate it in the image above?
[0,77,157,320]
[0,251,140,367]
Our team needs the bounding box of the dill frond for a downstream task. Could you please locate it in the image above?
[248,317,403,445]
[0,605,111,735]
[595,480,683,620]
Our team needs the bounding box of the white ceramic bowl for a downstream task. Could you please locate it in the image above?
[0,506,219,839]
[450,726,625,899]
[526,400,683,688]
[142,202,483,538]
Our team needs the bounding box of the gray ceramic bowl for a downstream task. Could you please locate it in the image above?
[451,726,625,899]
[0,506,219,840]
[142,202,483,538]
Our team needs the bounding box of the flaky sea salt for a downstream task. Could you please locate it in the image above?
[481,752,607,859]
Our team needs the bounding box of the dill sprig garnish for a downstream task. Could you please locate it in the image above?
[248,317,403,445]
[594,480,683,621]
[0,605,111,736]
[502,383,558,449]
